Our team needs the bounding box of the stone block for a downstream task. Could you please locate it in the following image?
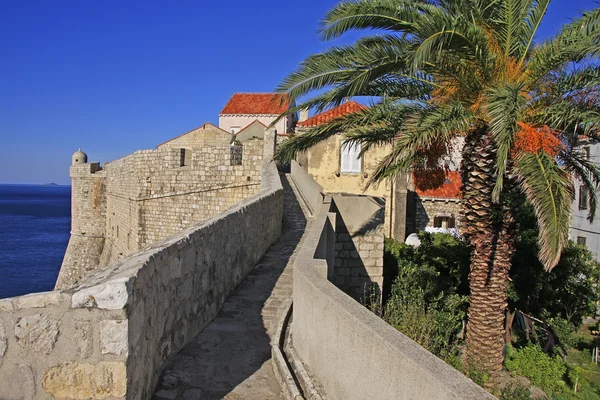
[42,361,126,399]
[359,243,374,251]
[14,314,59,354]
[100,320,129,356]
[13,291,66,309]
[75,320,93,359]
[370,250,382,258]
[72,278,132,310]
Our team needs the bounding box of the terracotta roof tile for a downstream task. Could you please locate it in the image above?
[220,93,290,115]
[414,171,462,199]
[297,101,367,127]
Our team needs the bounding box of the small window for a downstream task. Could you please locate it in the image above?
[231,126,241,135]
[340,141,362,173]
[230,144,243,166]
[579,186,589,210]
[577,236,587,246]
[433,216,456,229]
[180,148,191,167]
[583,146,590,160]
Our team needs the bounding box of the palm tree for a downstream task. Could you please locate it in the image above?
[274,0,600,381]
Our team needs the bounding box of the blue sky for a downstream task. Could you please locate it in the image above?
[0,0,596,184]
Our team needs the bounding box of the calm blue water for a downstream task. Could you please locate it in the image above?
[0,185,70,299]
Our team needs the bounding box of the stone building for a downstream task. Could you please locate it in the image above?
[219,92,297,136]
[56,122,266,289]
[569,136,600,260]
[411,171,462,233]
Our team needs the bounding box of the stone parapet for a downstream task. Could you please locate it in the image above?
[289,192,496,400]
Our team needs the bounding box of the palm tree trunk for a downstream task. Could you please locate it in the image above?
[461,128,518,383]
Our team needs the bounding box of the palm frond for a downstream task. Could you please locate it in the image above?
[484,83,526,202]
[513,151,574,270]
[367,101,473,185]
[526,6,600,84]
[319,0,427,40]
[518,0,551,66]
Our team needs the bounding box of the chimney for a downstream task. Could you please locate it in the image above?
[299,108,309,122]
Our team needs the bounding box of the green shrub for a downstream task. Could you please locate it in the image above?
[505,344,573,397]
[383,272,467,360]
[548,317,578,350]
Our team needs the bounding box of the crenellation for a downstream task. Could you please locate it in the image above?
[56,126,265,290]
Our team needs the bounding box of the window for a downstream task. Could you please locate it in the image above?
[340,141,362,173]
[230,144,243,166]
[230,126,241,135]
[180,148,191,167]
[579,186,589,210]
[583,146,590,160]
[577,236,587,246]
[433,216,456,229]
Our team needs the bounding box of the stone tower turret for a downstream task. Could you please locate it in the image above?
[55,151,107,290]
[72,149,88,165]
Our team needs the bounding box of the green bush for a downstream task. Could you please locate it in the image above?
[548,317,578,350]
[383,235,468,361]
[505,344,573,398]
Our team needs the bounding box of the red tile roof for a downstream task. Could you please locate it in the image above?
[220,93,290,115]
[414,171,462,199]
[297,101,367,127]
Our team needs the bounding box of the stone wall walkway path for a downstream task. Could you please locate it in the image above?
[152,174,310,400]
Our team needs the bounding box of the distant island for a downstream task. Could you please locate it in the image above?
[43,183,59,186]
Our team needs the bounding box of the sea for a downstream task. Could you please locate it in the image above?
[0,184,71,299]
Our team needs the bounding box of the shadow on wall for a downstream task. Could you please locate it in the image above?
[152,176,307,400]
[331,194,385,302]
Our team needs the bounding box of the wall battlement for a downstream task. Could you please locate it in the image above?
[56,123,264,290]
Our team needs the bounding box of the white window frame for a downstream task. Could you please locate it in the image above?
[230,126,241,135]
[340,141,362,174]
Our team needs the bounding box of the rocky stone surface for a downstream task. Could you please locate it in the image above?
[152,175,309,400]
[0,318,6,358]
[0,364,35,400]
[14,314,59,354]
[13,291,66,309]
[74,320,93,358]
[41,361,126,399]
[99,319,128,356]
[71,278,132,309]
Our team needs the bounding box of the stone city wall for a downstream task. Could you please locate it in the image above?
[0,134,283,399]
[57,137,264,290]
[291,193,495,400]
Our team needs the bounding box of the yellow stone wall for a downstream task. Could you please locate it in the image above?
[300,133,392,198]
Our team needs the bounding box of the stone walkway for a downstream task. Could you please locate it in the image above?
[152,174,310,400]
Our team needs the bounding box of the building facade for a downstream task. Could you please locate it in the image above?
[219,92,297,136]
[569,137,600,260]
